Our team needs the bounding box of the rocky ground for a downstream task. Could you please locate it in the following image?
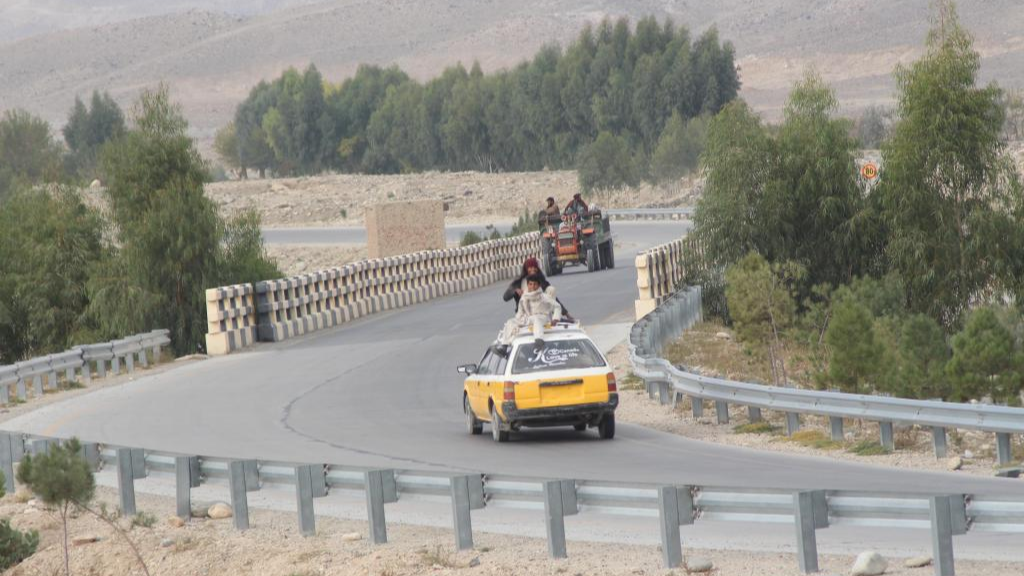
[1,485,1020,576]
[206,170,699,229]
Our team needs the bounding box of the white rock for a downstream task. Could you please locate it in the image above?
[904,556,932,568]
[685,557,714,573]
[714,332,732,340]
[963,450,974,459]
[207,502,233,519]
[852,551,888,576]
[160,538,174,548]
[946,456,963,471]
[341,532,363,542]
[89,179,102,189]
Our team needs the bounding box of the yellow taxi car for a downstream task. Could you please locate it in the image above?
[458,322,618,442]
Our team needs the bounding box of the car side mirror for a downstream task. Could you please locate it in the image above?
[457,364,477,375]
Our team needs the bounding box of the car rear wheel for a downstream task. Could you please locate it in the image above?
[598,413,615,439]
[465,395,482,435]
[573,423,587,432]
[491,403,510,443]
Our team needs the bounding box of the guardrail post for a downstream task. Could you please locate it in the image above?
[0,432,17,494]
[542,480,567,559]
[243,459,260,491]
[15,377,26,401]
[793,491,824,573]
[130,448,146,479]
[46,369,57,390]
[995,433,1012,465]
[786,413,801,436]
[81,359,92,385]
[0,384,7,405]
[929,495,955,576]
[295,465,317,536]
[116,448,136,515]
[138,348,148,368]
[227,460,250,530]
[748,406,762,422]
[111,354,121,376]
[450,475,474,550]
[79,442,100,470]
[646,379,656,400]
[175,456,196,520]
[691,397,704,418]
[657,486,694,568]
[932,427,948,458]
[364,470,389,544]
[125,351,135,374]
[829,417,844,442]
[879,422,895,451]
[715,401,729,424]
[32,375,43,398]
[657,381,671,405]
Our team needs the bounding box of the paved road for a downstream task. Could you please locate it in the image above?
[262,224,514,245]
[5,222,1024,499]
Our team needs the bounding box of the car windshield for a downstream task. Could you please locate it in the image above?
[511,338,606,375]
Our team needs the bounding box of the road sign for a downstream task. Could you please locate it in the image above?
[861,162,878,180]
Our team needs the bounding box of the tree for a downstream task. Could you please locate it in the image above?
[946,307,1024,404]
[17,439,96,576]
[577,131,637,192]
[724,252,802,385]
[93,85,278,355]
[0,187,104,363]
[0,470,39,571]
[876,0,1024,328]
[0,110,64,202]
[855,105,893,148]
[650,112,709,182]
[213,121,241,172]
[62,91,125,179]
[823,295,882,394]
[893,314,952,399]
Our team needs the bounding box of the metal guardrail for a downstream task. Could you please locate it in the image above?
[606,208,694,219]
[629,287,1024,465]
[0,330,170,404]
[3,432,1021,575]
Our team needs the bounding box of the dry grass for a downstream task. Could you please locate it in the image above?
[783,430,843,451]
[418,545,460,569]
[733,421,779,435]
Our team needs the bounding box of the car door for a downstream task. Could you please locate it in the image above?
[488,352,509,413]
[468,350,493,417]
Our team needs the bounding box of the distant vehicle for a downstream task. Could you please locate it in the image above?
[458,321,618,442]
[537,209,614,275]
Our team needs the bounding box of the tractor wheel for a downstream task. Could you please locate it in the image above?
[605,242,615,269]
[587,248,598,273]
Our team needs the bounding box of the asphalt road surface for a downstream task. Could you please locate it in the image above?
[6,222,1024,500]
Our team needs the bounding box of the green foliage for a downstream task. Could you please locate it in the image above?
[1001,88,1024,141]
[213,122,241,170]
[876,0,1024,329]
[507,208,536,237]
[63,91,125,180]
[459,231,484,246]
[733,421,778,434]
[16,438,96,509]
[0,518,39,570]
[577,131,637,192]
[786,430,842,450]
[946,307,1024,404]
[90,86,279,356]
[886,314,952,399]
[848,440,890,456]
[131,511,157,529]
[0,187,105,363]
[823,295,881,394]
[228,17,739,176]
[0,109,64,202]
[649,112,709,182]
[695,72,871,300]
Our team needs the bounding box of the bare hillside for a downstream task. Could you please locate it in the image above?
[1,0,1022,150]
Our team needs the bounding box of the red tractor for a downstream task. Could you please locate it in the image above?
[538,209,614,275]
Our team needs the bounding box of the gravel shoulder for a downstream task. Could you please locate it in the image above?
[3,486,1020,576]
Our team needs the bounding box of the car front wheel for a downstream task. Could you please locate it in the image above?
[465,395,482,435]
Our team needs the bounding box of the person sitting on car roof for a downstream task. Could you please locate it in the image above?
[496,274,561,350]
[503,257,573,320]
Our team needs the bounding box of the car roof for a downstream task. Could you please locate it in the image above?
[506,322,592,345]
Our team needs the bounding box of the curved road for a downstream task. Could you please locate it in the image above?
[6,222,1024,498]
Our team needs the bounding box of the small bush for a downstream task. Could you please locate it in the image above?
[419,545,459,568]
[0,518,39,570]
[507,208,536,237]
[786,430,841,450]
[848,440,890,456]
[733,421,778,435]
[619,373,644,391]
[459,231,484,246]
[131,511,157,529]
